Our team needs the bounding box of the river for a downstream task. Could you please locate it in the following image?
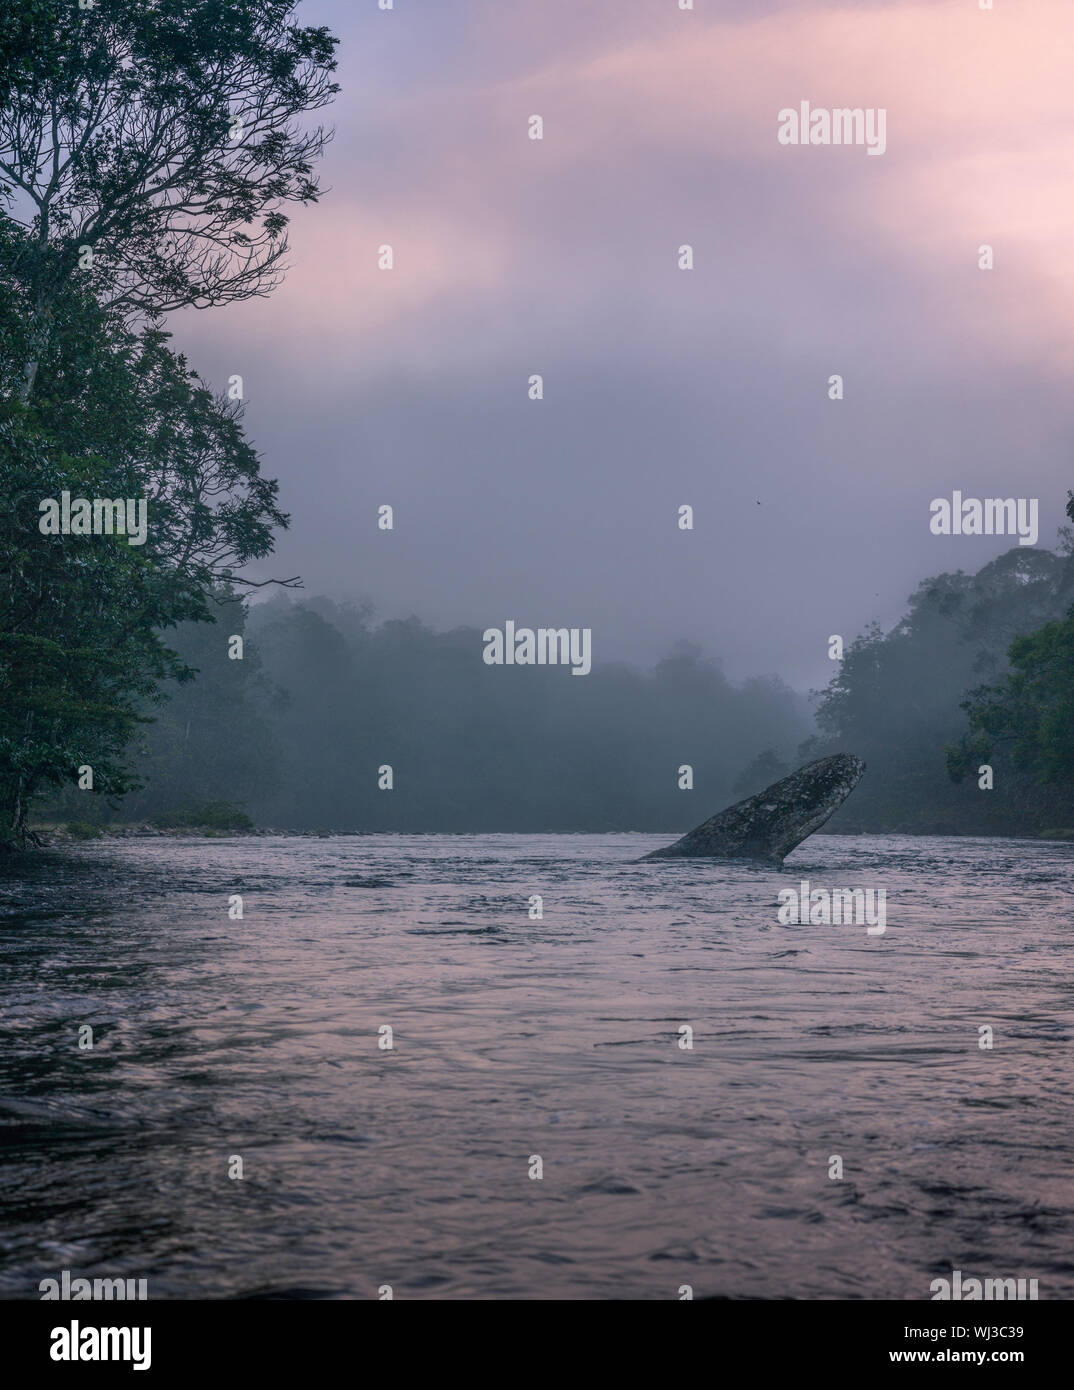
[1,832,1071,1299]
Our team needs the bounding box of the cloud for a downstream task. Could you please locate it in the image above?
[172,0,1074,686]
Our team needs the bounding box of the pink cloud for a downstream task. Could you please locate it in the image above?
[194,0,1074,373]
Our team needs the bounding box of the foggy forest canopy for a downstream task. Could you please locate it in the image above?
[39,530,1074,838]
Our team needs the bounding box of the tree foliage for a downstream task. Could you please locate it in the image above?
[98,600,809,834]
[810,540,1074,833]
[0,0,338,396]
[949,494,1074,792]
[0,3,335,845]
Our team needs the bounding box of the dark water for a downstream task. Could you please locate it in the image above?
[1,832,1072,1300]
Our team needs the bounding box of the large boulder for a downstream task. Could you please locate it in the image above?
[643,753,866,863]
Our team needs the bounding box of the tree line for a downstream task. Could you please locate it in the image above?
[41,522,1074,838]
[811,524,1074,836]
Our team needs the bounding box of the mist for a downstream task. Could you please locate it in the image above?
[170,0,1074,690]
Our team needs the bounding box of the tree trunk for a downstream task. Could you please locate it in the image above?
[18,303,53,405]
[2,780,28,851]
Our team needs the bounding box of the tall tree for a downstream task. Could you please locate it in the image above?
[0,268,293,845]
[949,493,1074,796]
[0,0,338,399]
[0,5,336,844]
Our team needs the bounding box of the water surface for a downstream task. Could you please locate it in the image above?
[1,832,1072,1299]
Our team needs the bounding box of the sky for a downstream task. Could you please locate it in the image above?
[172,0,1074,689]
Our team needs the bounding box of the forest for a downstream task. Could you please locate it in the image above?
[36,523,1074,837]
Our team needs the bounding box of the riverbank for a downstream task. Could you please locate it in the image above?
[22,821,1074,847]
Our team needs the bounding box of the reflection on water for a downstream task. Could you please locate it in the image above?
[1,832,1072,1300]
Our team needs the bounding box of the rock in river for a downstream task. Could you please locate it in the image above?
[643,753,866,864]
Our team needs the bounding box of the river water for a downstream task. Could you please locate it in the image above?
[1,832,1071,1300]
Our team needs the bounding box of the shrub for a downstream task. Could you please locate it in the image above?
[151,801,253,831]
